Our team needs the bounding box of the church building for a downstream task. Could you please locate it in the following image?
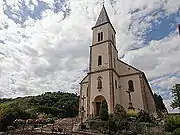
[79,5,157,120]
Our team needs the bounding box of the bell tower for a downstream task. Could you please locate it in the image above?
[87,5,119,116]
[89,5,118,73]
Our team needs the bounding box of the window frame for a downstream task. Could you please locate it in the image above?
[128,80,134,92]
[97,76,103,89]
[98,55,102,66]
[98,32,103,41]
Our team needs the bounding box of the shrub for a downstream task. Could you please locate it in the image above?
[114,104,126,120]
[127,110,138,118]
[86,120,105,130]
[99,100,109,121]
[172,127,180,135]
[104,118,117,132]
[115,119,128,131]
[80,124,86,129]
[165,115,180,132]
[137,109,151,122]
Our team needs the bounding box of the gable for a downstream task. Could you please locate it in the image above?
[80,74,89,84]
[117,60,141,76]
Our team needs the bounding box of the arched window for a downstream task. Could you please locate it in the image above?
[128,80,134,92]
[98,32,103,41]
[98,55,102,66]
[115,80,117,89]
[97,76,102,89]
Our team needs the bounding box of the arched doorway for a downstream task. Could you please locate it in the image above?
[93,95,106,116]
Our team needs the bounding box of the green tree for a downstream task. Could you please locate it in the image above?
[171,84,180,111]
[154,93,167,116]
[99,100,109,121]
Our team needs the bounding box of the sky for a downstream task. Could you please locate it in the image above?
[0,0,180,112]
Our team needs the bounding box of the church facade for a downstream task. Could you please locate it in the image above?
[79,6,156,120]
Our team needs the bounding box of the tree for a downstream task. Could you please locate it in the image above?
[154,93,167,116]
[171,84,180,111]
[99,100,109,121]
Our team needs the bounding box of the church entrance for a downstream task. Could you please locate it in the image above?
[93,95,106,116]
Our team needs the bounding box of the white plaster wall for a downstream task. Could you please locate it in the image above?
[117,60,139,76]
[142,77,157,115]
[92,23,114,45]
[89,71,111,114]
[119,74,144,112]
[91,43,109,72]
[113,72,121,105]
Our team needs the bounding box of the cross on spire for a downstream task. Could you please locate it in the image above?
[102,0,105,5]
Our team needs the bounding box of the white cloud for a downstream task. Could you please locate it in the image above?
[0,0,179,112]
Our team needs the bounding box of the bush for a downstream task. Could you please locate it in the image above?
[127,110,138,118]
[80,124,86,129]
[86,120,105,130]
[172,127,180,135]
[165,115,180,132]
[137,109,151,122]
[104,118,117,132]
[114,104,126,120]
[115,119,128,131]
[99,100,109,121]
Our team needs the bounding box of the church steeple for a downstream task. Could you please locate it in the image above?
[94,5,110,27]
[92,5,116,33]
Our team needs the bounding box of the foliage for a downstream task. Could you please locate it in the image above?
[113,104,126,120]
[86,120,105,130]
[154,93,168,116]
[86,113,128,134]
[104,118,117,132]
[137,109,152,123]
[0,91,79,131]
[115,119,128,131]
[171,84,180,110]
[99,100,109,121]
[36,106,65,118]
[172,127,180,135]
[165,115,180,132]
[127,110,138,118]
[29,92,79,117]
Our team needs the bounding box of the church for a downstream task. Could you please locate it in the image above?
[79,5,157,120]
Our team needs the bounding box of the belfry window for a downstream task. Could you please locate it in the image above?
[115,80,117,89]
[128,80,134,92]
[97,76,102,89]
[98,55,102,66]
[98,32,103,41]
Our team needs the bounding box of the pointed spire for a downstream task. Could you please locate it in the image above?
[94,5,111,27]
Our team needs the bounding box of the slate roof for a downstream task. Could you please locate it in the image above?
[94,5,111,27]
